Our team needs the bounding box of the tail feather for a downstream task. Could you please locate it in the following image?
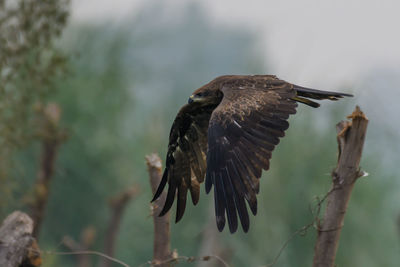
[292,96,320,108]
[292,84,353,107]
[294,84,353,100]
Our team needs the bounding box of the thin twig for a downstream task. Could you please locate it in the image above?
[262,187,335,267]
[34,249,131,267]
[27,247,228,267]
[138,254,230,267]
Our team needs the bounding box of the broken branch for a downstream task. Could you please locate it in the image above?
[312,106,368,267]
[146,153,172,267]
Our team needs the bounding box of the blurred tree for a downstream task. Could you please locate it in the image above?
[0,0,69,214]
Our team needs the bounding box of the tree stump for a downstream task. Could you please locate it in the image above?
[0,211,42,267]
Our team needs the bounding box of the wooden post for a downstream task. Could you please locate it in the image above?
[312,106,368,267]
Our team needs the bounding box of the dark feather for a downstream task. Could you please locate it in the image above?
[220,168,238,233]
[292,96,320,108]
[294,84,353,99]
[213,172,226,231]
[176,184,188,222]
[189,179,200,205]
[226,160,250,232]
[154,103,216,218]
[159,179,177,216]
[151,168,168,202]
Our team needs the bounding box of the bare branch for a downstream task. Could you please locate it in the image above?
[0,211,42,267]
[62,226,96,267]
[313,106,369,267]
[29,103,67,239]
[100,186,139,267]
[146,154,172,267]
[197,205,231,267]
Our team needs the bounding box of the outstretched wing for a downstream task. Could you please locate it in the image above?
[206,80,298,233]
[152,103,216,222]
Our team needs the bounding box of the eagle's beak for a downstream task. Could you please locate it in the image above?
[188,95,195,104]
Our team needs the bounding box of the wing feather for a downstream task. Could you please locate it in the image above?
[176,184,188,222]
[213,172,226,231]
[227,160,250,232]
[220,167,238,233]
[153,104,216,221]
[206,82,297,232]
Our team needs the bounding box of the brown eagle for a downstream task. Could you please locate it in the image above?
[152,75,352,233]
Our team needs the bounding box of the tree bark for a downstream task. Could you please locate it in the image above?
[146,154,172,267]
[312,106,368,267]
[0,211,42,267]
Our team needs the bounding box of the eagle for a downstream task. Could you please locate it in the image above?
[151,75,352,233]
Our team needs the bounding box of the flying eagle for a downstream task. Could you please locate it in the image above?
[152,75,352,233]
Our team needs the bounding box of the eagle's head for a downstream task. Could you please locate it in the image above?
[189,85,223,105]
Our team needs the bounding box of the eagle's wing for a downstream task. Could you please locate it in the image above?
[152,103,215,222]
[206,80,298,233]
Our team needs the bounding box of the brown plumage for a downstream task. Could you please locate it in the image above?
[151,75,352,233]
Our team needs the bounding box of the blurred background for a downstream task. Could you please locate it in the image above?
[1,0,399,266]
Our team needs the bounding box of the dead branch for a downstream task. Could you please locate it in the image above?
[149,254,230,267]
[30,103,67,239]
[62,226,96,267]
[146,154,172,267]
[312,106,368,267]
[100,186,139,267]
[197,205,231,267]
[0,211,42,267]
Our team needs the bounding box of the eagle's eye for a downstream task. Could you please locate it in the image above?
[196,92,208,97]
[189,92,210,104]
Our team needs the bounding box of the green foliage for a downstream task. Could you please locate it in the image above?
[0,0,69,213]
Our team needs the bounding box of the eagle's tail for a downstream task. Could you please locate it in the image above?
[293,84,353,108]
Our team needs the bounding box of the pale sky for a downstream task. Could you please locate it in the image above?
[71,0,400,88]
[70,0,400,169]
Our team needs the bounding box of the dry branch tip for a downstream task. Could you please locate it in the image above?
[146,154,163,169]
[346,105,368,121]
